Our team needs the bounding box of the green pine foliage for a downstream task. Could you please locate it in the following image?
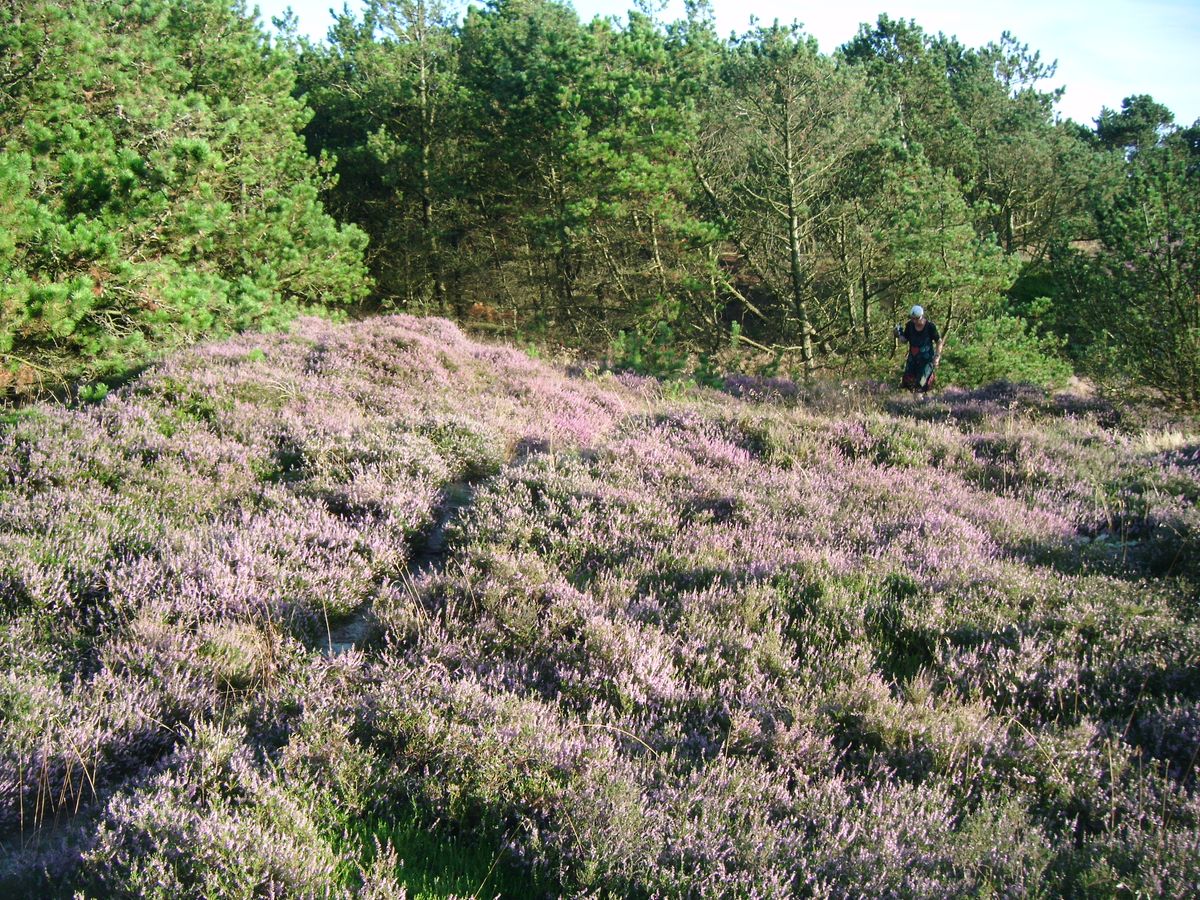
[4,0,1198,406]
[290,4,1106,390]
[1036,100,1200,407]
[0,0,369,397]
[608,320,689,380]
[291,0,466,313]
[1090,126,1200,405]
[938,313,1074,389]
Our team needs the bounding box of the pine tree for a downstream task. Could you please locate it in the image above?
[691,23,880,374]
[295,0,466,313]
[0,0,369,397]
[1092,111,1200,405]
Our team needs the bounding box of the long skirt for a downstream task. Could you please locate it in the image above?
[902,351,936,391]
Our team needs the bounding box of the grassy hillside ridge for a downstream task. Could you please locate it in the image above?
[1,316,1198,895]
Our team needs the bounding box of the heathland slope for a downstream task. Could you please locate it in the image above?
[2,316,1198,896]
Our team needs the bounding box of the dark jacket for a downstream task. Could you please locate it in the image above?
[898,320,940,358]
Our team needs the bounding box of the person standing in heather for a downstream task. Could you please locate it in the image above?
[895,305,942,393]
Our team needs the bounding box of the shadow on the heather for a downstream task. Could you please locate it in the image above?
[883,380,1123,427]
[321,479,480,658]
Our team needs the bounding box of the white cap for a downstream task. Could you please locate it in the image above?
[910,305,924,318]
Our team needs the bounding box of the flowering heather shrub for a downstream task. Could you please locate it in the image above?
[3,315,1199,895]
[82,721,345,898]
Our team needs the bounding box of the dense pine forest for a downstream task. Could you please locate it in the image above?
[2,0,1197,404]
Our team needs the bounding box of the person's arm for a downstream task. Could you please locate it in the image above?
[932,324,943,364]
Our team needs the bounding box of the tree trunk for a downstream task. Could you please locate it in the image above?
[860,269,871,346]
[783,96,815,375]
[417,36,446,314]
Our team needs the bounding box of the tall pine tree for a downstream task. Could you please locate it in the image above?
[0,0,368,396]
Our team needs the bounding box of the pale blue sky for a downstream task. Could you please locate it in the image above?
[254,0,1199,127]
